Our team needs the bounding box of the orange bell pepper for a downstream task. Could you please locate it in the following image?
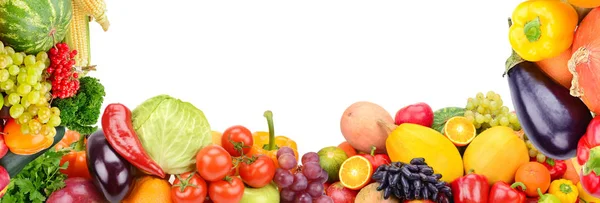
[3,119,52,155]
[247,110,298,168]
[55,130,91,179]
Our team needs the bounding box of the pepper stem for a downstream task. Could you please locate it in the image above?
[582,146,600,176]
[504,18,525,77]
[523,17,542,43]
[560,183,573,194]
[263,110,276,151]
[537,188,545,200]
[74,132,86,151]
[370,146,376,156]
[511,182,527,191]
[467,169,475,174]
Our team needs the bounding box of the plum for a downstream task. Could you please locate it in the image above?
[47,177,107,203]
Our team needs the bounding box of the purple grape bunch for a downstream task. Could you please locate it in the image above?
[274,147,333,203]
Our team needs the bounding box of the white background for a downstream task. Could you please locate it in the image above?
[88,0,522,155]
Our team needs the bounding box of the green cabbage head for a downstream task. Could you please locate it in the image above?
[132,95,212,174]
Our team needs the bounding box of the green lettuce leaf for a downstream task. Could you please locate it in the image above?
[132,95,212,174]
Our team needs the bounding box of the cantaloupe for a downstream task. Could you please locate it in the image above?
[355,183,400,203]
[340,101,394,154]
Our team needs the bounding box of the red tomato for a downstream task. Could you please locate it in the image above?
[171,172,207,203]
[239,155,276,188]
[221,125,253,157]
[208,176,244,203]
[196,145,233,182]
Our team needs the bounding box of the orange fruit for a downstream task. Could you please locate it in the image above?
[338,141,357,157]
[122,176,173,203]
[568,0,600,8]
[443,116,476,146]
[339,155,373,190]
[515,162,551,197]
[212,131,222,146]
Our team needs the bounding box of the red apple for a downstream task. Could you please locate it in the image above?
[394,102,434,127]
[326,182,358,203]
[0,133,8,160]
[324,182,331,193]
[0,166,9,198]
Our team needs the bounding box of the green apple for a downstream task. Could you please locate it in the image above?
[239,182,280,203]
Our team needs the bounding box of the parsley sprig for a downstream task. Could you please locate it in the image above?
[0,149,70,203]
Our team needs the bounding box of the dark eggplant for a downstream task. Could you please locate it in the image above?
[87,129,134,203]
[505,35,592,159]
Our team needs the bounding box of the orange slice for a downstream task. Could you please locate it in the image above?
[444,116,476,147]
[339,155,373,190]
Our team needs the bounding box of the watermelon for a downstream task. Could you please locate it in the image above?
[0,0,72,54]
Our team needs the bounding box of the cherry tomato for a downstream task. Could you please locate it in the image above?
[171,172,207,203]
[3,119,52,155]
[239,155,276,188]
[208,176,244,203]
[196,145,233,182]
[221,125,253,157]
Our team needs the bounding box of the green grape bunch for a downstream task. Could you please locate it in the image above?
[464,91,521,131]
[0,42,61,138]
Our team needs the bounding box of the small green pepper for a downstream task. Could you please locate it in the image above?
[537,188,561,203]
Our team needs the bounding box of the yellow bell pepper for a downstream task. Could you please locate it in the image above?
[579,182,600,203]
[509,0,578,62]
[247,110,298,168]
[548,179,578,203]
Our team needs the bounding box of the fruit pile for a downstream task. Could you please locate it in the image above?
[5,0,600,203]
[0,0,109,201]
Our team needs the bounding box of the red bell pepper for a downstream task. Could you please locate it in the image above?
[488,181,527,203]
[450,170,489,203]
[358,146,390,171]
[577,116,600,198]
[542,158,567,180]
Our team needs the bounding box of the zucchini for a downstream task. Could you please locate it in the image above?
[0,126,66,178]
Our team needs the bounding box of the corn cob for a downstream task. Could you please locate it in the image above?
[64,0,90,67]
[74,0,110,31]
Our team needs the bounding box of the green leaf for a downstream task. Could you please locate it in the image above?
[0,149,69,202]
[583,146,600,176]
[431,107,466,133]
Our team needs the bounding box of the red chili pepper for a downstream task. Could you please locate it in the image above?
[488,181,527,203]
[577,116,600,198]
[101,103,165,178]
[358,146,391,172]
[450,170,489,203]
[541,158,567,180]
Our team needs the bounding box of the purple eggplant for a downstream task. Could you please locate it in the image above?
[505,45,592,160]
[86,130,134,203]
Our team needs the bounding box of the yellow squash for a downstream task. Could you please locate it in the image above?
[463,126,529,185]
[386,123,463,183]
[578,182,600,203]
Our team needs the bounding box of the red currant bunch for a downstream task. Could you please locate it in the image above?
[48,43,80,99]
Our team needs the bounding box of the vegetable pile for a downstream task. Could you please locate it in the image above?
[0,0,109,201]
[4,0,600,203]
